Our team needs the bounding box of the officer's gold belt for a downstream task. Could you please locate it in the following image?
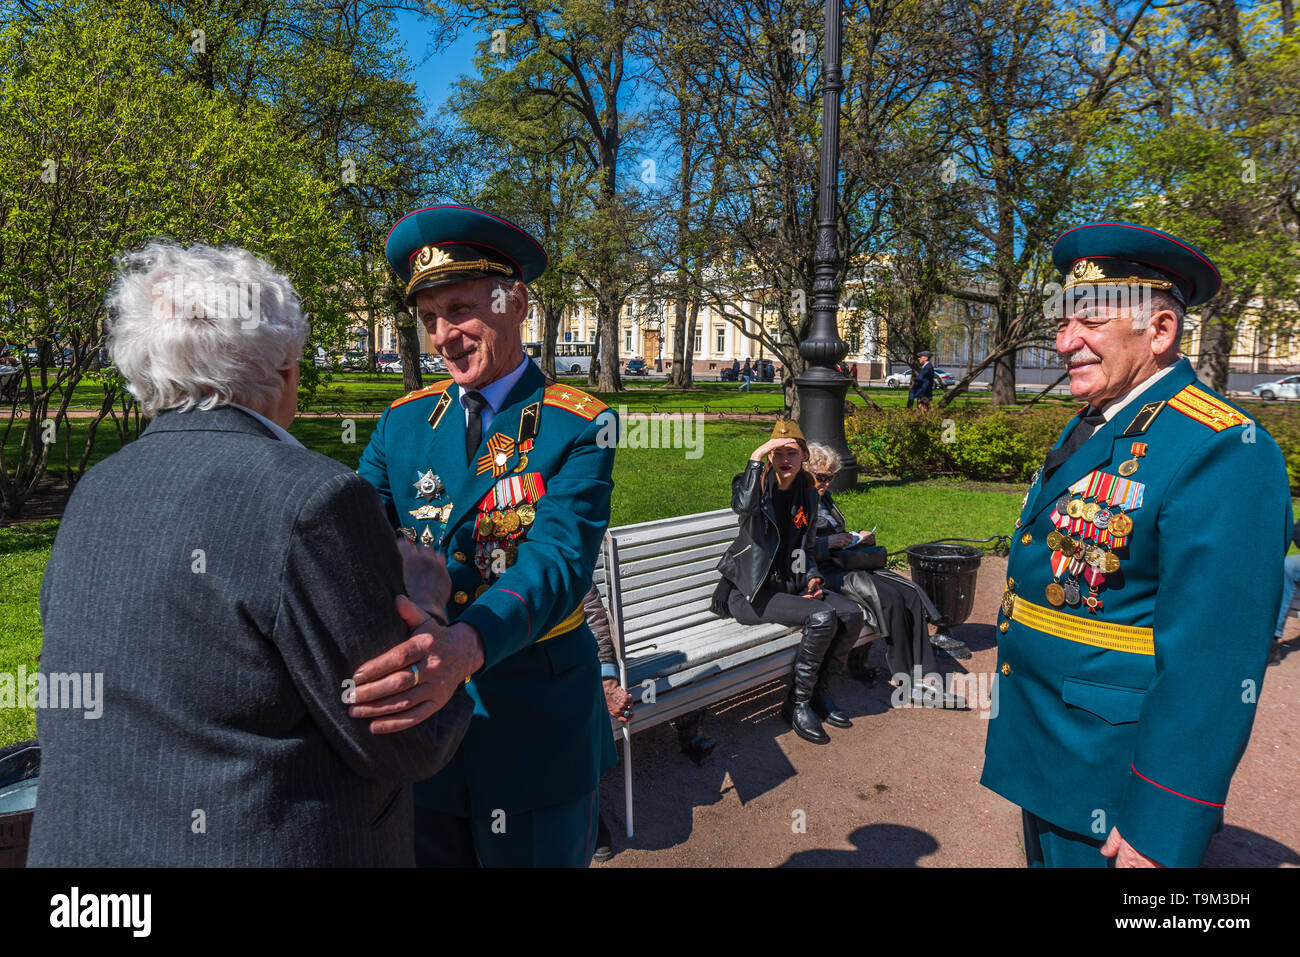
[465,603,588,685]
[537,603,585,643]
[1009,594,1154,656]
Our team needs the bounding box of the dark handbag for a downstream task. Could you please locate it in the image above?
[827,544,887,571]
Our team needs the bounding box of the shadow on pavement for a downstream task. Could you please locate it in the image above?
[780,823,941,867]
[598,641,983,854]
[1203,825,1300,867]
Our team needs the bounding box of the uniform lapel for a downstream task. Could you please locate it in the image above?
[444,363,547,538]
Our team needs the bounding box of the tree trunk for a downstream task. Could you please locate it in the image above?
[669,294,700,388]
[398,316,422,392]
[989,348,1017,405]
[1194,305,1234,393]
[681,297,700,388]
[594,296,622,393]
[541,300,560,381]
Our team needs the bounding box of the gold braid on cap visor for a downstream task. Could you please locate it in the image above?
[1064,259,1173,293]
[406,245,514,296]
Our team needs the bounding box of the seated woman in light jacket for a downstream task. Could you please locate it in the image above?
[711,420,864,745]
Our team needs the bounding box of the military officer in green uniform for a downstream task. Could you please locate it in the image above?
[346,204,617,866]
[982,222,1292,867]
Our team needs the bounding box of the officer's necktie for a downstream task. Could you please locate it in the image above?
[1041,408,1106,484]
[463,390,487,465]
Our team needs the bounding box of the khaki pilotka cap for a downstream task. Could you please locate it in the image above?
[769,419,809,455]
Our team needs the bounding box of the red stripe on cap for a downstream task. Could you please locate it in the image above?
[387,204,548,262]
[1130,765,1225,807]
[1056,223,1220,283]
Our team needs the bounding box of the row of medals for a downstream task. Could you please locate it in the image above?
[452,502,539,603]
[1043,493,1130,612]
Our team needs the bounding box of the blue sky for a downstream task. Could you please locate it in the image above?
[395,8,482,119]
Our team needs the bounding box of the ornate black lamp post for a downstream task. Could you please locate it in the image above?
[796,0,858,492]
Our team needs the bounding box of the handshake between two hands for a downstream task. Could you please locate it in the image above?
[346,540,484,735]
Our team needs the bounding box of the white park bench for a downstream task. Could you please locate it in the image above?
[594,507,882,837]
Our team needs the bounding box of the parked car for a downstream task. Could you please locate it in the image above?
[419,353,446,374]
[1251,375,1300,401]
[625,358,649,376]
[884,368,956,390]
[338,350,362,370]
[376,352,401,372]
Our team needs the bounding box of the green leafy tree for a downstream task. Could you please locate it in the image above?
[0,1,350,517]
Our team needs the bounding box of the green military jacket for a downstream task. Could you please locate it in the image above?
[982,359,1291,867]
[357,361,617,817]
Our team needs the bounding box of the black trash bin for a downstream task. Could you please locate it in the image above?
[905,542,983,659]
[0,741,39,868]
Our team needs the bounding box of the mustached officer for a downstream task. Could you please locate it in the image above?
[982,222,1292,867]
[348,204,618,866]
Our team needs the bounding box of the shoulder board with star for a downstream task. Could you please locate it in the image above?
[1167,384,1251,432]
[389,379,452,410]
[543,384,607,421]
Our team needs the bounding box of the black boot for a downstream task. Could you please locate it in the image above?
[779,610,836,744]
[811,626,856,728]
[592,813,614,863]
[811,676,852,728]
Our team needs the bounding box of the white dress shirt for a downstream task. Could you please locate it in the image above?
[230,404,304,448]
[1096,361,1180,423]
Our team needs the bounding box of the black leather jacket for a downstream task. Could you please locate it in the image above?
[715,460,823,603]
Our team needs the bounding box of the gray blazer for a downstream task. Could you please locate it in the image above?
[27,406,472,866]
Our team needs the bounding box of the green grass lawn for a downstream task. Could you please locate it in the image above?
[44,370,1080,414]
[0,521,57,747]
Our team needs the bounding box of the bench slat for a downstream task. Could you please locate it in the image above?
[619,606,721,642]
[626,624,795,685]
[614,527,739,563]
[623,613,777,654]
[619,627,880,733]
[617,542,730,580]
[620,564,721,598]
[607,508,737,548]
[621,578,718,614]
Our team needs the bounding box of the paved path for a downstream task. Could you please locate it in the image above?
[597,555,1300,867]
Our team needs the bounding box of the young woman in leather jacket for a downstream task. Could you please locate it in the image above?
[713,420,864,744]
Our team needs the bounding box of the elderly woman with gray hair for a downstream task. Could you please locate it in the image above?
[806,442,948,704]
[28,241,471,867]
